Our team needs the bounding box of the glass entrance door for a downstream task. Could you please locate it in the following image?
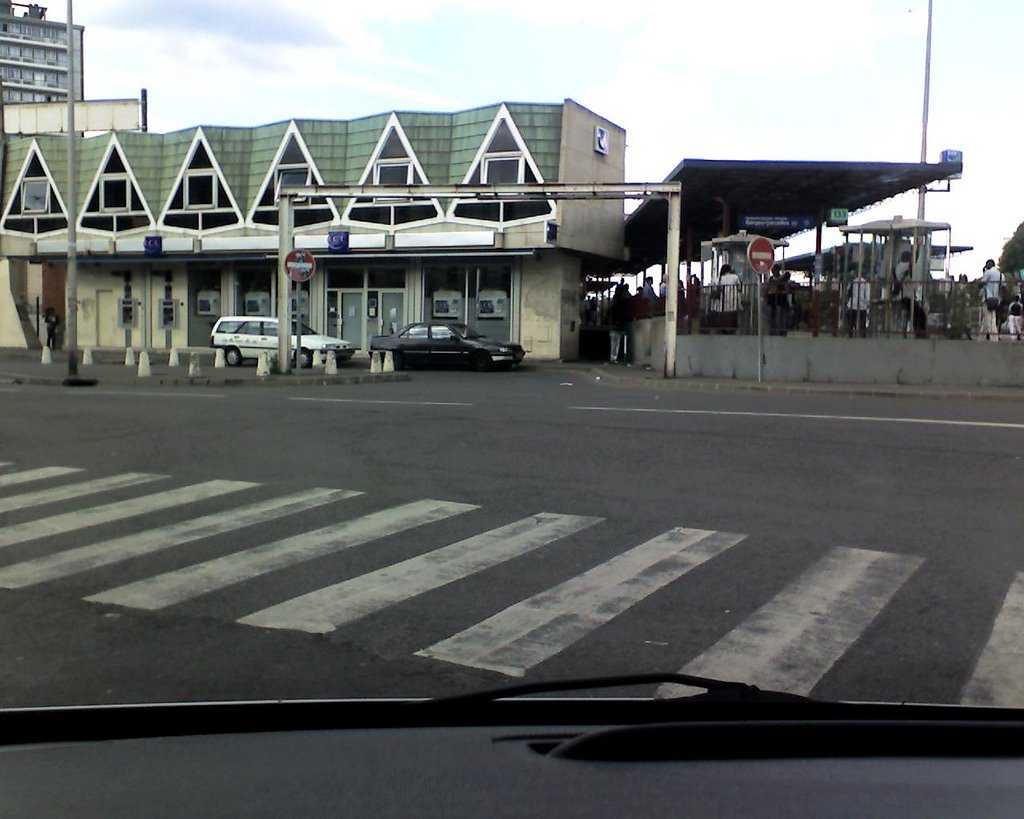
[365,289,404,349]
[327,289,364,349]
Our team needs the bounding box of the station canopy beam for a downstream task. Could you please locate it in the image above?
[274,182,683,378]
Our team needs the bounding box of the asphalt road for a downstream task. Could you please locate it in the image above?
[0,366,1022,708]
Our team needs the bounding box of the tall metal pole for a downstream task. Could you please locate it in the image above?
[917,0,933,221]
[64,0,78,376]
[276,194,293,373]
[664,186,681,378]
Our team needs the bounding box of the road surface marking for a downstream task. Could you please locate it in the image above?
[239,513,601,634]
[0,466,85,489]
[289,398,473,407]
[0,488,358,589]
[568,406,1024,431]
[0,472,163,515]
[0,480,256,550]
[417,527,745,678]
[657,547,923,699]
[960,573,1024,707]
[79,390,227,399]
[87,499,478,611]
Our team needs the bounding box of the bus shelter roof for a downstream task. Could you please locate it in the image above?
[624,158,963,272]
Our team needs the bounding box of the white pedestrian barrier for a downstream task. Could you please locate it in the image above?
[382,351,395,373]
[137,351,152,377]
[214,348,226,368]
[325,351,337,375]
[188,353,201,377]
[168,348,180,367]
[370,351,382,373]
[311,350,323,368]
[256,351,271,377]
[82,348,94,365]
[124,349,136,367]
[40,346,52,364]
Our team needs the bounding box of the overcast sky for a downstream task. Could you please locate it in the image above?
[52,0,1023,274]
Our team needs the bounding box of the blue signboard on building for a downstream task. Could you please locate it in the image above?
[327,231,350,253]
[739,215,816,232]
[143,236,163,257]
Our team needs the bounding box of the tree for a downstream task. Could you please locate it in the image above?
[998,221,1024,278]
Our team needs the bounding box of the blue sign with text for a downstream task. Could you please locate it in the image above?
[327,231,350,253]
[739,215,815,232]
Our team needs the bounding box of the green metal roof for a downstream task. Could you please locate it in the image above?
[0,101,568,226]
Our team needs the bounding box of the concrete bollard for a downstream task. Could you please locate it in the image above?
[256,351,271,377]
[188,352,201,377]
[40,346,52,364]
[82,347,94,365]
[214,348,226,368]
[137,351,152,377]
[370,351,382,373]
[311,350,323,368]
[124,348,136,367]
[382,351,395,373]
[168,348,180,367]
[325,350,337,375]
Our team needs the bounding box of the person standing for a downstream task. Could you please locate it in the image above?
[717,264,742,333]
[43,307,59,350]
[978,259,1005,341]
[1008,292,1023,341]
[609,278,631,362]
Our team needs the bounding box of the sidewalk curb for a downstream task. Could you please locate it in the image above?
[582,366,1024,403]
[0,371,412,388]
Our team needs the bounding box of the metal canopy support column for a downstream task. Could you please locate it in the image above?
[664,189,681,378]
[276,195,293,374]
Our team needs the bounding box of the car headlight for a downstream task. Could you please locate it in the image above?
[497,346,510,353]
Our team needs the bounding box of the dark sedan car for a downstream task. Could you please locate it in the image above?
[370,322,525,370]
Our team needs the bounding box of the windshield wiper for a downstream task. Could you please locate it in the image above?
[423,672,816,706]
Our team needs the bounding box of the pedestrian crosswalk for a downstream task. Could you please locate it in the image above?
[0,462,1019,706]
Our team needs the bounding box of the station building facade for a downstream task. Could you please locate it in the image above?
[0,99,626,359]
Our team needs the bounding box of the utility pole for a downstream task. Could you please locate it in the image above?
[64,0,79,377]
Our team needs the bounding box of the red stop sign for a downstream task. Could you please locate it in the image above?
[747,237,776,275]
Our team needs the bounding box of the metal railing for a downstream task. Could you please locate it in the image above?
[682,279,1014,340]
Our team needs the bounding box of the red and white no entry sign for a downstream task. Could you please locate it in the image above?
[285,248,317,282]
[746,236,776,275]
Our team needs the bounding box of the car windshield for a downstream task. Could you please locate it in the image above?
[5,2,1022,721]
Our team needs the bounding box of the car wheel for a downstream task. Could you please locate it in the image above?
[471,351,492,372]
[224,347,243,367]
[299,349,313,369]
[391,350,404,370]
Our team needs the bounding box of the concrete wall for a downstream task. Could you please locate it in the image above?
[675,334,1024,387]
[556,100,626,261]
[0,259,29,347]
[630,316,667,370]
[520,252,581,360]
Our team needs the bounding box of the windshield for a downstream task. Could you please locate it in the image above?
[3,2,1022,716]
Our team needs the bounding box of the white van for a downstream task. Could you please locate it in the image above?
[210,316,355,368]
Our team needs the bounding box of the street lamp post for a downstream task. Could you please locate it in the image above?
[64,0,78,377]
[917,0,933,221]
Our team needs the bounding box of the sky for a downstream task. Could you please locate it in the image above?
[50,0,1024,276]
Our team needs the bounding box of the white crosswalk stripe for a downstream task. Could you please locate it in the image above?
[960,572,1024,707]
[416,527,746,678]
[0,466,85,489]
[0,480,257,550]
[657,547,923,699]
[238,512,601,634]
[86,499,478,611]
[0,488,358,589]
[0,472,163,515]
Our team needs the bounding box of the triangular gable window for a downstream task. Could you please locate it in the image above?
[1,143,67,234]
[160,132,242,232]
[250,127,336,228]
[344,115,441,228]
[452,106,551,224]
[81,137,153,233]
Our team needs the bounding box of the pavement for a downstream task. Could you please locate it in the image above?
[3,346,1024,401]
